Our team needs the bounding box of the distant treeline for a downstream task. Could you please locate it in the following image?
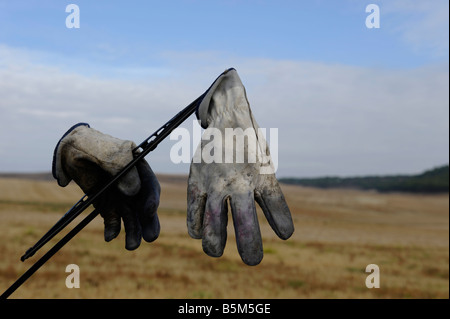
[280,165,449,193]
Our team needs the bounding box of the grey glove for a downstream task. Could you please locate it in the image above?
[52,123,161,250]
[187,69,294,266]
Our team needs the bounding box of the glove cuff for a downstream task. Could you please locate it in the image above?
[52,122,90,187]
[195,68,236,129]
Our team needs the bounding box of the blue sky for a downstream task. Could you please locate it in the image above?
[0,0,449,177]
[1,1,445,69]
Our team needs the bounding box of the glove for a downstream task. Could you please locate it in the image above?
[52,123,161,250]
[187,69,294,266]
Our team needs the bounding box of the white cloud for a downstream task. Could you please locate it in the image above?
[17,108,86,119]
[0,45,448,177]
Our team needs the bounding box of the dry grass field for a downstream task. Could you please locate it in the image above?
[0,174,448,299]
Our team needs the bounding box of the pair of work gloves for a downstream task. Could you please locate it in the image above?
[52,68,294,265]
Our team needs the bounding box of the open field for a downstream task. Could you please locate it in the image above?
[0,175,448,299]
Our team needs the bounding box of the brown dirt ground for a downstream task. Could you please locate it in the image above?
[0,175,448,299]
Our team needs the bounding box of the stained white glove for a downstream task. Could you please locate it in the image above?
[52,123,161,250]
[187,69,294,265]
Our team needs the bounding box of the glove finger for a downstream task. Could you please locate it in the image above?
[201,194,228,258]
[230,192,263,266]
[93,187,121,242]
[187,166,207,239]
[135,160,161,243]
[255,175,294,240]
[101,207,121,242]
[140,212,160,243]
[117,198,142,251]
